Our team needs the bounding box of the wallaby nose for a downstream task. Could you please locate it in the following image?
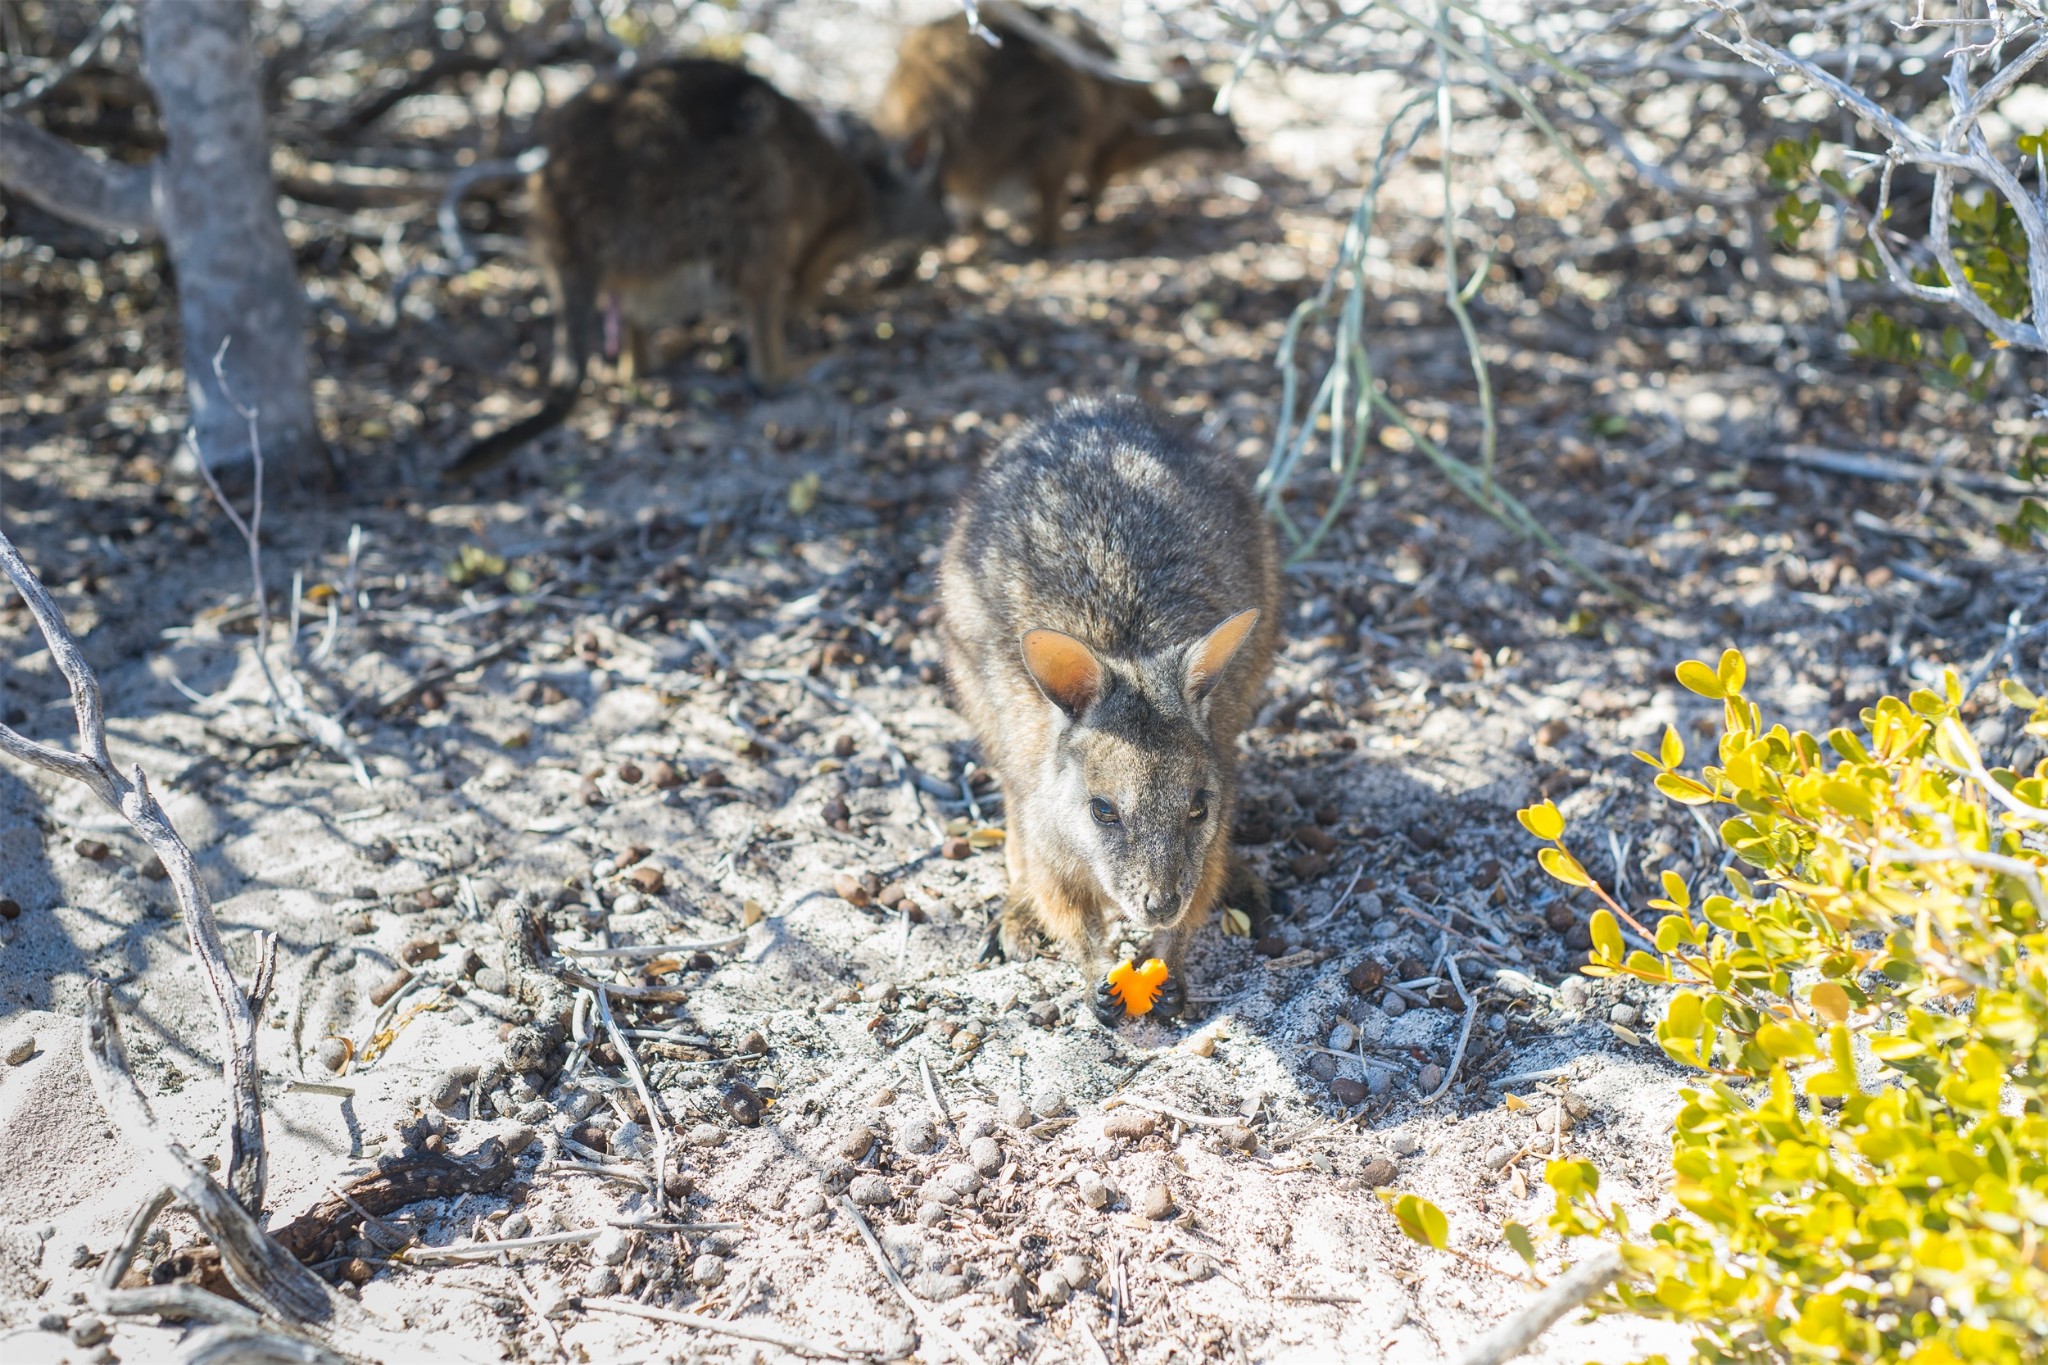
[1142,895,1179,926]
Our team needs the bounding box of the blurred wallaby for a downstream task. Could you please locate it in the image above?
[444,57,947,482]
[877,4,1244,249]
[939,396,1280,1024]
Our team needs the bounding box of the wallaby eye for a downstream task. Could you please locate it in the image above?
[1188,793,1210,823]
[1090,798,1120,826]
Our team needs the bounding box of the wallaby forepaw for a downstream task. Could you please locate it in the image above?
[1090,976,1129,1028]
[1151,975,1186,1022]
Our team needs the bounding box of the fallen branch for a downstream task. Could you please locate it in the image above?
[838,1195,990,1365]
[1757,444,2031,496]
[580,1295,855,1359]
[82,983,361,1344]
[1452,1246,1625,1365]
[0,529,273,1213]
[1421,953,1478,1105]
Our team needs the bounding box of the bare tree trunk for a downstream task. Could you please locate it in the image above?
[138,0,319,478]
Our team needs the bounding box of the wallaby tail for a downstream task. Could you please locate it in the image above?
[440,388,581,484]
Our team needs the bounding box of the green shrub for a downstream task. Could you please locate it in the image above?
[1386,650,2048,1364]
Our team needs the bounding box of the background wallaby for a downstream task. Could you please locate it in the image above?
[445,57,948,482]
[939,396,1280,1024]
[876,5,1244,249]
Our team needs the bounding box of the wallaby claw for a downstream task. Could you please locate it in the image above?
[1151,974,1186,1022]
[1091,976,1130,1027]
[977,917,1007,964]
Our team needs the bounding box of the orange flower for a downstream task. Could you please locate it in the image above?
[1106,957,1170,1015]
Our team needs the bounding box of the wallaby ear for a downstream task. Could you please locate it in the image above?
[1021,629,1103,718]
[1185,608,1260,703]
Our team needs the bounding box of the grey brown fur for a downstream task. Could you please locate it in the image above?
[939,396,1280,1021]
[445,57,947,481]
[877,6,1243,249]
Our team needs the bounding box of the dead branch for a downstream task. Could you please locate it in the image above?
[0,529,273,1213]
[1452,1245,1625,1365]
[579,1295,856,1358]
[82,981,343,1331]
[0,108,158,236]
[0,2,131,112]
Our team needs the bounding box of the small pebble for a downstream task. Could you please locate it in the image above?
[314,1038,349,1073]
[1360,1157,1398,1187]
[722,1081,764,1126]
[368,967,412,1007]
[739,1029,768,1055]
[849,1174,893,1206]
[1059,1253,1092,1290]
[625,865,664,894]
[534,1281,572,1317]
[69,1315,109,1346]
[582,1265,620,1297]
[996,1093,1033,1129]
[1135,1182,1176,1221]
[968,1136,1003,1176]
[871,1086,897,1107]
[687,1122,723,1148]
[400,937,441,966]
[502,1213,531,1239]
[1074,1170,1114,1209]
[0,898,19,919]
[1610,1003,1639,1026]
[75,839,111,862]
[834,871,872,906]
[6,1038,36,1066]
[703,1229,742,1255]
[940,836,971,860]
[616,761,643,785]
[1029,1087,1068,1119]
[1329,1077,1370,1107]
[1327,1020,1359,1051]
[1102,1109,1157,1141]
[841,1126,878,1159]
[895,1115,938,1154]
[1218,1123,1257,1152]
[791,1192,826,1217]
[916,1202,947,1227]
[1037,1270,1071,1305]
[592,858,618,880]
[1486,1143,1519,1169]
[1381,993,1407,1019]
[650,760,683,789]
[612,891,644,916]
[1557,977,1590,1011]
[1418,1063,1445,1092]
[590,1226,631,1266]
[939,1163,982,1198]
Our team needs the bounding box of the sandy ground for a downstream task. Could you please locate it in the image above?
[2,3,2043,1362]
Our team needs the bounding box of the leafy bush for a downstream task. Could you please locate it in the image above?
[1385,650,2048,1364]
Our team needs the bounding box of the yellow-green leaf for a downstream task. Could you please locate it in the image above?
[1659,870,1690,909]
[1222,906,1253,937]
[1539,848,1592,888]
[1717,649,1746,695]
[1589,909,1624,961]
[1517,801,1565,841]
[1386,1193,1450,1249]
[1503,1221,1537,1267]
[1659,725,1685,769]
[1654,773,1716,806]
[1675,660,1725,698]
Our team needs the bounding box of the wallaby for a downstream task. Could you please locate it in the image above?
[939,396,1280,1024]
[444,57,948,482]
[877,4,1244,249]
